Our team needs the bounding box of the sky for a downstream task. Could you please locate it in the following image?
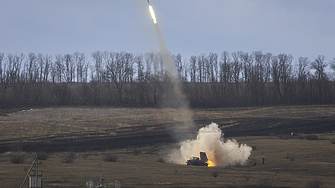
[1,0,335,63]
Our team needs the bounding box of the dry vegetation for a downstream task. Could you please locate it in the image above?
[0,106,335,187]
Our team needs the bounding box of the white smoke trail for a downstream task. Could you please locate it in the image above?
[153,23,196,140]
[148,7,251,166]
[165,122,252,167]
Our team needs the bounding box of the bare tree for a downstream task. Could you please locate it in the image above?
[144,52,153,81]
[5,53,24,83]
[174,53,183,81]
[135,54,144,82]
[204,55,211,82]
[0,53,6,107]
[197,54,207,82]
[240,51,253,83]
[330,58,335,71]
[106,52,130,103]
[230,52,241,103]
[73,52,86,82]
[311,55,328,80]
[278,53,292,83]
[44,54,51,82]
[182,58,188,82]
[124,52,134,82]
[27,53,37,82]
[330,58,335,80]
[63,54,75,82]
[152,53,160,77]
[217,51,233,106]
[50,61,56,83]
[310,55,329,104]
[0,53,4,83]
[297,57,310,82]
[173,53,188,81]
[82,59,89,83]
[208,52,218,82]
[271,55,281,98]
[264,53,272,83]
[253,51,265,82]
[37,53,44,82]
[91,51,104,82]
[295,57,310,103]
[55,54,64,82]
[189,56,197,82]
[1,50,335,108]
[231,52,241,84]
[219,51,231,83]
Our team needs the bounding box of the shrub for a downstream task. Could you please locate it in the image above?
[10,152,26,164]
[37,151,48,160]
[103,153,118,162]
[62,152,76,163]
[211,171,219,178]
[251,146,257,151]
[330,139,335,144]
[307,179,323,188]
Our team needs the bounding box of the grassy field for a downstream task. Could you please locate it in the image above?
[0,106,335,187]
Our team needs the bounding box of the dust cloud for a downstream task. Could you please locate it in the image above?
[164,123,252,167]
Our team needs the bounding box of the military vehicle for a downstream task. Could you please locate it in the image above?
[186,152,208,166]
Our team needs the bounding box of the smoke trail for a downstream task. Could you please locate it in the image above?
[153,24,196,140]
[164,122,252,167]
[148,5,251,167]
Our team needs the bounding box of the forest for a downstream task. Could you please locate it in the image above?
[0,51,335,108]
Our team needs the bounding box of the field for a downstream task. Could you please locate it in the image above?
[0,106,335,188]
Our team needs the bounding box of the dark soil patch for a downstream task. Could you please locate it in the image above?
[195,116,335,137]
[0,114,334,153]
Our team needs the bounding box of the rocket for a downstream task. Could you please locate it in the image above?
[147,0,157,24]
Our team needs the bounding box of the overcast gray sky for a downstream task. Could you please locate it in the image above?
[1,0,334,62]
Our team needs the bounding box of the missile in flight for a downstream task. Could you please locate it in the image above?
[147,0,157,24]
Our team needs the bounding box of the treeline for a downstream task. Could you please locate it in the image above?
[0,51,335,108]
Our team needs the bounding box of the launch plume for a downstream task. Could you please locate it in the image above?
[146,2,251,167]
[165,123,252,167]
[148,2,196,140]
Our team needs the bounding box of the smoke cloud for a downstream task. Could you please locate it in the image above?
[165,122,252,167]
